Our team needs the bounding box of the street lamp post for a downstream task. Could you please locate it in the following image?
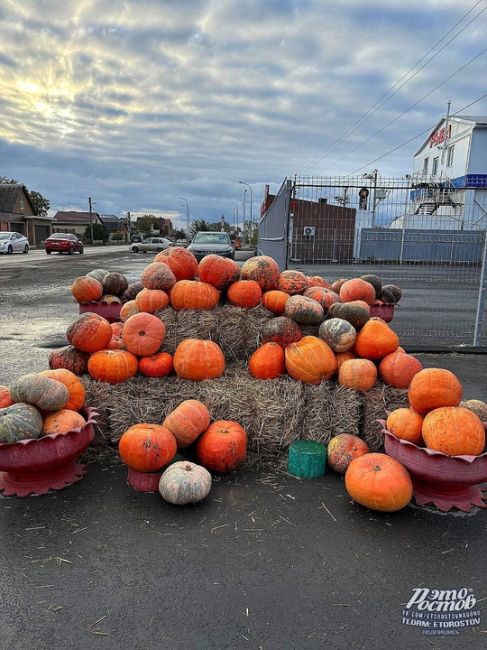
[179,196,190,237]
[239,181,253,245]
[242,189,247,245]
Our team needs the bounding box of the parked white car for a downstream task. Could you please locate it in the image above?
[0,231,29,254]
[129,237,173,253]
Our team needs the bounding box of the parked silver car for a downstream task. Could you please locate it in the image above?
[187,232,235,261]
[129,237,172,253]
[0,231,29,254]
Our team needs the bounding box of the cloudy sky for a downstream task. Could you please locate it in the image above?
[0,0,485,227]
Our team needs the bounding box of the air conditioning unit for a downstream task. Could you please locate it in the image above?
[303,226,315,237]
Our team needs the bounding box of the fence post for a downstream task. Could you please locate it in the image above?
[473,229,487,346]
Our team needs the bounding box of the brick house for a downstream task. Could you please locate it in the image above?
[52,211,104,239]
[0,184,52,246]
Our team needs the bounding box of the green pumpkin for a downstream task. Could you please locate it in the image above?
[0,403,43,443]
[86,268,110,283]
[328,302,370,330]
[10,374,69,411]
[319,318,356,352]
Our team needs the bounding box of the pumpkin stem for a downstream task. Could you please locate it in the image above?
[184,464,192,471]
[373,465,381,472]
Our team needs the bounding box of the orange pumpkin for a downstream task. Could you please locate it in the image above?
[40,369,86,411]
[386,408,423,445]
[227,280,262,308]
[408,368,462,415]
[71,276,103,303]
[173,339,225,380]
[327,434,370,474]
[196,420,247,472]
[335,350,356,371]
[379,351,423,389]
[197,255,240,290]
[306,276,331,289]
[66,313,113,353]
[248,342,285,379]
[154,246,198,281]
[354,319,399,360]
[169,280,220,310]
[260,316,303,349]
[276,270,308,295]
[111,322,124,338]
[138,352,173,378]
[118,423,177,471]
[304,287,341,312]
[262,290,289,315]
[0,385,13,408]
[331,278,348,294]
[338,359,377,391]
[120,300,139,322]
[240,255,280,290]
[163,399,211,447]
[285,336,337,384]
[107,335,125,350]
[42,409,86,435]
[135,288,169,314]
[87,349,138,384]
[141,262,176,291]
[339,278,376,305]
[422,406,485,456]
[122,313,166,356]
[345,453,413,512]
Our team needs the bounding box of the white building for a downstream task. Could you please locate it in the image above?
[391,115,487,230]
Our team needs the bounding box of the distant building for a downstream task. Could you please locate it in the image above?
[100,214,129,241]
[0,183,52,246]
[158,218,173,237]
[52,210,104,238]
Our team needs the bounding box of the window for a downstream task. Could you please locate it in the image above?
[432,157,439,176]
[447,145,454,167]
[422,157,429,175]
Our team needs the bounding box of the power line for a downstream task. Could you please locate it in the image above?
[347,92,487,175]
[299,0,486,173]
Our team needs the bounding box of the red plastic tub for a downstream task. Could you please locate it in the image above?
[370,302,394,323]
[79,301,121,323]
[127,467,162,493]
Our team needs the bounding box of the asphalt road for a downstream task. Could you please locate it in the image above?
[0,249,486,650]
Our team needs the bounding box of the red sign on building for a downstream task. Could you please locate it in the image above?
[429,124,451,148]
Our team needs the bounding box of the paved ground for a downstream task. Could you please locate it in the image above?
[0,249,486,650]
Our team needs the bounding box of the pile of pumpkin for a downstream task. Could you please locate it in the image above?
[71,268,137,307]
[0,370,87,443]
[118,399,247,504]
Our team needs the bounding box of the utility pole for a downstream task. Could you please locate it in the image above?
[242,189,247,245]
[88,197,94,243]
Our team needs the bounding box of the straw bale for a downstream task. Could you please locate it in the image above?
[156,306,178,354]
[301,383,361,444]
[362,384,409,451]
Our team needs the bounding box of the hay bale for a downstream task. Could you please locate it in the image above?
[156,306,178,354]
[82,378,112,446]
[362,384,409,451]
[301,383,361,444]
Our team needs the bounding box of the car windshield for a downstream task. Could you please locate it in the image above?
[0,233,12,240]
[192,233,230,244]
[49,234,71,239]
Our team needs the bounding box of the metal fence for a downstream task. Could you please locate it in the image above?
[258,174,487,348]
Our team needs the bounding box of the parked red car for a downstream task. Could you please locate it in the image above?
[45,233,84,255]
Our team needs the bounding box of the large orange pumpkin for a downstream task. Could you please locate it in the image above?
[306,276,331,289]
[240,255,280,290]
[173,339,225,380]
[118,423,177,471]
[66,313,112,353]
[169,280,220,310]
[335,350,356,371]
[262,290,289,315]
[260,316,302,349]
[141,262,177,291]
[422,406,485,456]
[248,342,285,379]
[135,288,169,314]
[154,247,198,281]
[138,352,173,378]
[379,351,423,389]
[122,313,166,356]
[42,409,86,435]
[408,368,462,415]
[327,434,370,474]
[227,280,262,308]
[71,276,103,304]
[304,287,341,313]
[339,278,376,305]
[354,319,399,360]
[345,453,413,512]
[386,408,423,445]
[120,300,139,322]
[338,359,377,391]
[197,255,240,290]
[277,270,308,295]
[163,399,211,447]
[87,350,138,384]
[0,386,13,408]
[285,336,336,384]
[196,420,247,472]
[40,369,86,411]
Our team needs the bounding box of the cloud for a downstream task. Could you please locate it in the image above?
[0,0,485,224]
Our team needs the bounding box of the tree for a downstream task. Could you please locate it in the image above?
[84,223,108,243]
[173,228,187,240]
[136,214,158,236]
[0,176,50,217]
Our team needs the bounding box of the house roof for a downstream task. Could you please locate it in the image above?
[100,214,123,232]
[414,115,487,156]
[0,183,36,214]
[53,210,101,224]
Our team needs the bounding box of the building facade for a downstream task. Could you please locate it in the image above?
[0,184,52,246]
[52,211,104,238]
